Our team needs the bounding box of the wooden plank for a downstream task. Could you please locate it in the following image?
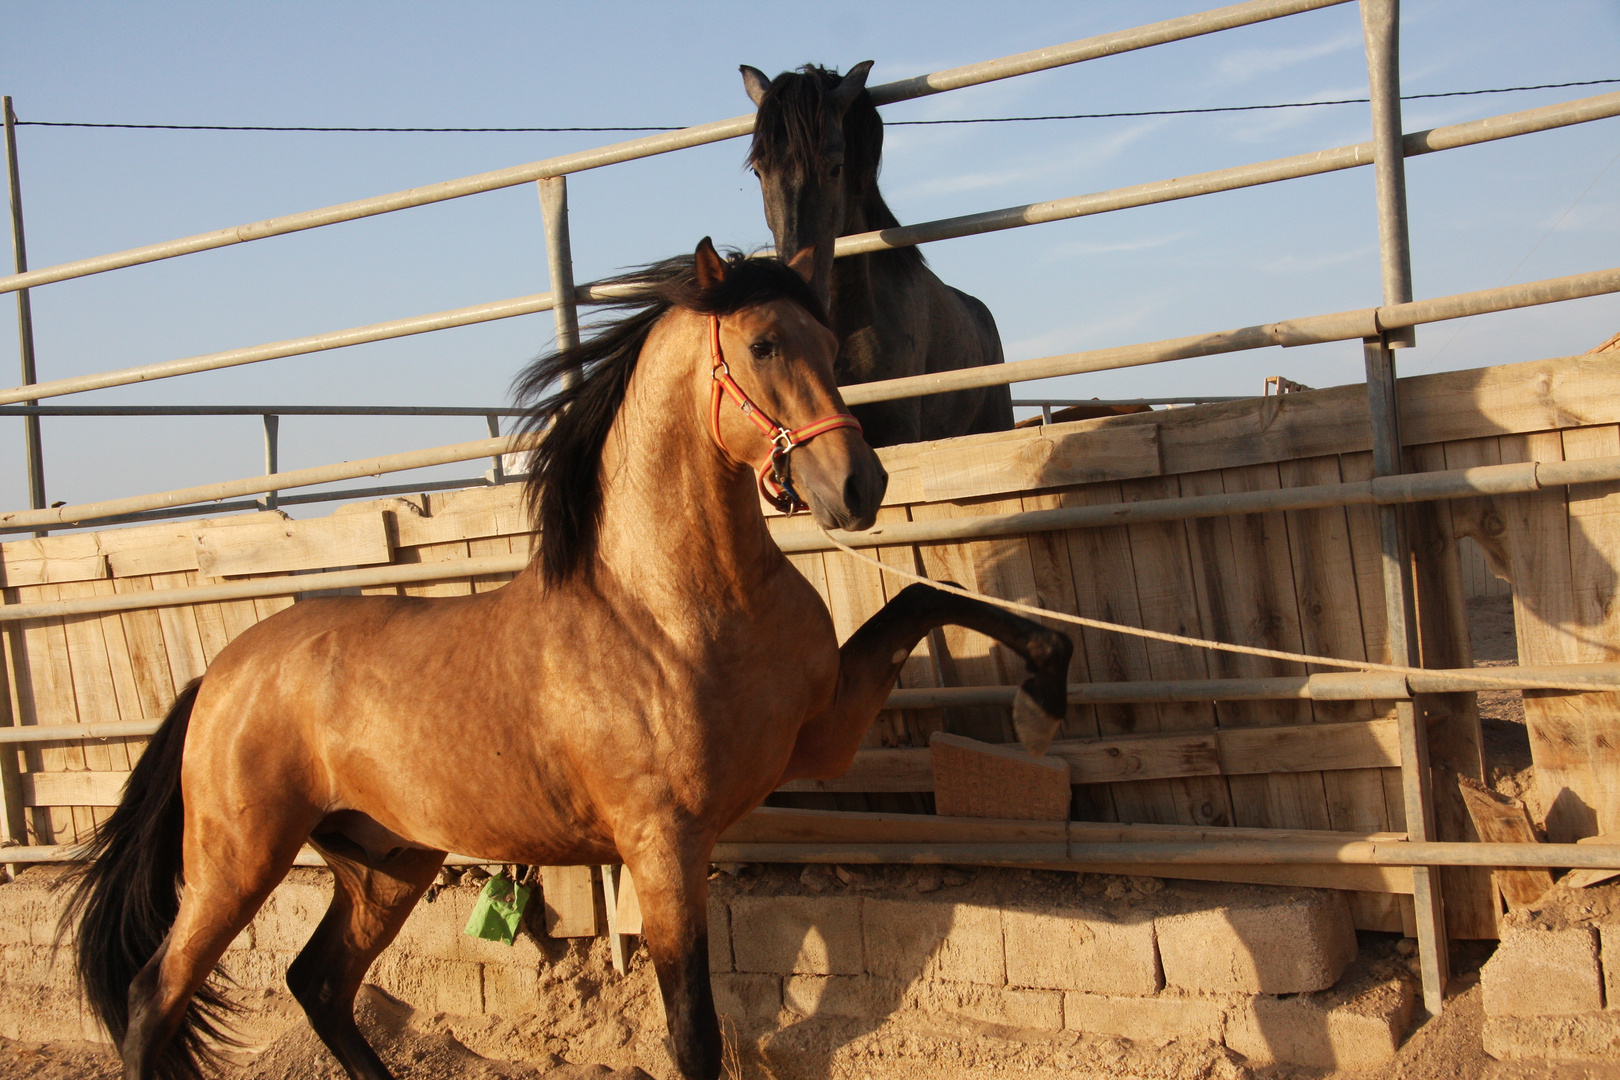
[721,806,1068,845]
[97,511,287,578]
[19,769,128,807]
[151,573,209,688]
[194,510,391,578]
[0,554,108,588]
[1457,776,1554,909]
[397,540,475,598]
[615,867,643,936]
[929,732,1071,820]
[1118,473,1236,828]
[15,584,86,844]
[918,420,1159,501]
[778,721,1392,793]
[540,864,599,938]
[110,577,176,718]
[600,863,632,974]
[390,495,532,549]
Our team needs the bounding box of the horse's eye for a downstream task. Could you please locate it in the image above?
[749,340,775,360]
[830,163,843,177]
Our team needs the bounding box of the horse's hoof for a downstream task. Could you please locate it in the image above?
[1012,684,1060,757]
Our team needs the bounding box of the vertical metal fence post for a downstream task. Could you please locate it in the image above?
[259,414,280,511]
[485,413,505,484]
[537,176,581,386]
[1361,0,1447,1016]
[4,97,47,535]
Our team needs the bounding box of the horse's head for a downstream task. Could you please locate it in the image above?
[694,237,887,531]
[740,61,876,309]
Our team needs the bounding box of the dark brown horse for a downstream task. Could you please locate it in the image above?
[741,62,1014,447]
[64,240,1071,1080]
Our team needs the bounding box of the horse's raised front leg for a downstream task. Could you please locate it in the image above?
[623,838,722,1080]
[784,582,1072,781]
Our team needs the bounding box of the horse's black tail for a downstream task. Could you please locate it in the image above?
[57,677,240,1079]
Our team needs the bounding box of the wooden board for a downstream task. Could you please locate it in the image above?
[930,732,1072,820]
[919,421,1160,501]
[540,864,599,938]
[1457,776,1553,909]
[194,510,391,578]
[20,769,127,807]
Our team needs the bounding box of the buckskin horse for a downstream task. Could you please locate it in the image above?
[741,61,1014,446]
[64,240,1072,1080]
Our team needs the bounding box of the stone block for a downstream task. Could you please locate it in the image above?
[708,892,732,974]
[1483,1013,1620,1062]
[783,974,902,1020]
[1481,924,1603,1017]
[1063,991,1226,1043]
[1156,889,1356,994]
[252,877,332,953]
[729,895,863,975]
[863,898,1004,986]
[1603,924,1619,1010]
[1002,907,1160,995]
[392,885,542,965]
[368,953,484,1016]
[907,979,1063,1031]
[481,960,539,1015]
[1225,972,1415,1069]
[713,972,783,1020]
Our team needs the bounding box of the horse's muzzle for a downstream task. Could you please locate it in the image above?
[799,431,887,532]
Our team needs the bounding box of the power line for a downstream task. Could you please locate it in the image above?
[11,78,1616,134]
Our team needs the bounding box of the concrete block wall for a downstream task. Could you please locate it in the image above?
[1481,918,1620,1062]
[1,865,1413,1071]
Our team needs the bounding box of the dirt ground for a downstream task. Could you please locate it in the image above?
[0,593,1595,1080]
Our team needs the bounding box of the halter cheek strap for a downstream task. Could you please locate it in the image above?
[707,315,862,514]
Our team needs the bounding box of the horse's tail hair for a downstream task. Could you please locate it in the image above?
[57,677,240,1079]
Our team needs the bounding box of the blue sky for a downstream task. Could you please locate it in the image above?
[1,1,1617,518]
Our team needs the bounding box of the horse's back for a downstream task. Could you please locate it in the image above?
[916,271,1012,440]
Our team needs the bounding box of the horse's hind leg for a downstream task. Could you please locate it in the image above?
[286,843,444,1080]
[123,832,305,1080]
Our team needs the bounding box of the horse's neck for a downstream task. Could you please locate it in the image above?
[592,317,783,607]
[830,191,920,339]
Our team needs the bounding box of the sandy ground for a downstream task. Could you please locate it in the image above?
[0,593,1594,1080]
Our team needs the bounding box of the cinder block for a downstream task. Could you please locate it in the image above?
[1063,991,1226,1043]
[252,877,333,953]
[708,892,732,974]
[1156,890,1356,994]
[783,974,901,1020]
[713,972,783,1020]
[729,896,863,975]
[1481,924,1603,1017]
[368,953,484,1016]
[481,960,539,1015]
[393,885,542,965]
[1002,907,1160,995]
[1602,924,1619,1010]
[863,898,1004,986]
[1484,1013,1620,1062]
[908,979,1063,1031]
[1225,973,1415,1069]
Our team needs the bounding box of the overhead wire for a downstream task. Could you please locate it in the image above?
[11,78,1617,134]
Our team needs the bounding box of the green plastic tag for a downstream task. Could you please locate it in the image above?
[462,873,532,945]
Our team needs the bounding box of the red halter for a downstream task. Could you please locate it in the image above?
[707,315,862,514]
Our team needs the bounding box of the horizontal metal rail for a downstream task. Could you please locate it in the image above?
[0,0,1348,299]
[1009,397,1246,407]
[840,264,1620,406]
[0,404,529,417]
[65,476,498,531]
[831,90,1620,260]
[5,663,1616,746]
[9,837,1611,869]
[5,453,1617,616]
[7,91,1615,409]
[2,264,1615,531]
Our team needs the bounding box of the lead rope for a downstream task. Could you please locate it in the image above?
[819,530,1620,695]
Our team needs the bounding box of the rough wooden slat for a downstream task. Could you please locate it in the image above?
[540,864,599,938]
[194,510,391,578]
[1218,718,1400,774]
[0,554,108,588]
[919,420,1160,501]
[1457,776,1554,909]
[930,732,1072,820]
[20,769,127,807]
[614,867,643,935]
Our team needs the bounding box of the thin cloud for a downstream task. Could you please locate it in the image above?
[1005,302,1164,360]
[1213,31,1364,86]
[1045,230,1197,260]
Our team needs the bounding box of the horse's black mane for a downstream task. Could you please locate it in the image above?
[746,64,924,270]
[513,250,826,586]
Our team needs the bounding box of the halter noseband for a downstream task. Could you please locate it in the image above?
[707,315,862,514]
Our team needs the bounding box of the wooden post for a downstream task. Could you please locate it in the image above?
[4,96,47,535]
[599,863,633,974]
[536,175,581,386]
[0,626,24,881]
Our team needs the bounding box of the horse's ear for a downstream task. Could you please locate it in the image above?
[786,245,816,285]
[694,237,727,291]
[740,65,772,107]
[828,60,875,116]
